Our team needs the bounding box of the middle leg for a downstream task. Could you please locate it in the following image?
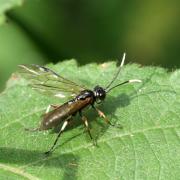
[45,104,60,114]
[79,111,96,145]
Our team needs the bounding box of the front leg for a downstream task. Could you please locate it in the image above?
[92,105,122,128]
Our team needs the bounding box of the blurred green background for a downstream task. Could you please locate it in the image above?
[0,0,179,91]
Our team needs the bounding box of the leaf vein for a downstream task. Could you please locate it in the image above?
[0,163,40,180]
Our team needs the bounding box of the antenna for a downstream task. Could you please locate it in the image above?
[106,79,142,93]
[105,53,126,90]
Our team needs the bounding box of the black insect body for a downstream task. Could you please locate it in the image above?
[19,53,141,154]
[40,90,95,131]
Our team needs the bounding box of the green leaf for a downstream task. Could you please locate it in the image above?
[0,0,24,25]
[0,60,179,179]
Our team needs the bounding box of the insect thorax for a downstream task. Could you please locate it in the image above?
[68,87,106,106]
[76,90,95,101]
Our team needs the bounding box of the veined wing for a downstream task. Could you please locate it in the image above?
[19,64,86,98]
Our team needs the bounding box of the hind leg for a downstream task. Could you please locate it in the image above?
[25,127,41,132]
[45,116,72,155]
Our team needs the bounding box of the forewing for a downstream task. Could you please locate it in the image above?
[19,64,86,98]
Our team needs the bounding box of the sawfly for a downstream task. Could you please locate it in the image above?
[19,53,141,154]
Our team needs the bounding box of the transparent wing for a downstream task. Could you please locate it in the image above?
[19,64,86,98]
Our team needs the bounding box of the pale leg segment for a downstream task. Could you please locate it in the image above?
[79,112,96,145]
[25,104,60,132]
[45,116,72,155]
[92,106,122,128]
[81,115,93,140]
[92,106,114,126]
[45,104,60,113]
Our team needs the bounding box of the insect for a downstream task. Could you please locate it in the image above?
[19,53,141,154]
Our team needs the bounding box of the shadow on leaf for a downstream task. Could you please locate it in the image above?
[0,147,79,180]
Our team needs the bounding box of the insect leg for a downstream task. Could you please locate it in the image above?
[45,104,60,113]
[45,116,72,155]
[92,105,113,125]
[79,112,96,145]
[82,116,93,140]
[25,127,40,132]
[25,104,61,132]
[92,105,122,128]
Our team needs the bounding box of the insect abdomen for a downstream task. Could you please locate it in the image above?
[40,103,70,130]
[40,96,94,130]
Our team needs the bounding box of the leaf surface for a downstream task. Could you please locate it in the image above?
[0,60,180,179]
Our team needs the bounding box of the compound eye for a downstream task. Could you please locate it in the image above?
[93,86,106,100]
[99,91,106,100]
